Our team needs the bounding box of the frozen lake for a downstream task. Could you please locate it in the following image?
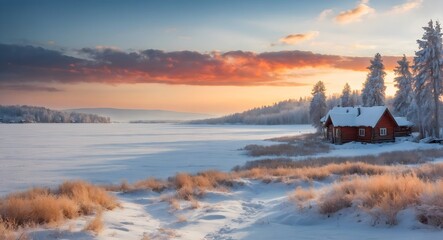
[0,123,313,195]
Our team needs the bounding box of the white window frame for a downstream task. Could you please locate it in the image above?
[359,128,365,137]
[380,128,387,136]
[335,128,340,136]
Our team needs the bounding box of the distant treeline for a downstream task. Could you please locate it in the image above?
[0,105,110,123]
[189,95,396,125]
[190,99,310,125]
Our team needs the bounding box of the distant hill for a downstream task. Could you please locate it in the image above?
[189,99,310,125]
[65,108,213,122]
[0,105,110,123]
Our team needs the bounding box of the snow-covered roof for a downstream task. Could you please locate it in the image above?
[394,117,414,127]
[322,106,394,128]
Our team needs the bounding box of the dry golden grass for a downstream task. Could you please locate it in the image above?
[57,196,80,219]
[84,211,104,235]
[234,149,443,171]
[102,180,131,192]
[0,227,29,240]
[190,198,200,209]
[173,173,193,189]
[170,171,235,200]
[58,181,119,214]
[100,151,443,215]
[0,219,14,240]
[278,161,443,227]
[236,162,388,183]
[141,233,151,240]
[319,192,352,215]
[168,198,181,211]
[104,178,168,193]
[157,228,179,238]
[0,181,118,232]
[315,174,434,225]
[119,180,132,192]
[176,185,194,200]
[1,194,70,226]
[417,180,443,227]
[289,187,315,209]
[176,214,187,223]
[133,178,168,192]
[414,163,443,180]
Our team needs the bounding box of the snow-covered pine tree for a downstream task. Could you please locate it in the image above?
[340,83,352,107]
[309,81,327,132]
[361,53,387,107]
[393,55,414,117]
[414,72,434,137]
[413,20,443,137]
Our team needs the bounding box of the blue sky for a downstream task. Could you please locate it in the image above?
[2,0,440,54]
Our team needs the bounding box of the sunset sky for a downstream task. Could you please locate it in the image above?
[0,0,442,115]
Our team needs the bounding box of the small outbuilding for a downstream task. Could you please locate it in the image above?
[393,117,414,137]
[321,106,401,144]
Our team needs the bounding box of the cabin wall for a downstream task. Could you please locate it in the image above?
[327,125,333,142]
[356,126,372,143]
[395,127,412,137]
[373,112,396,142]
[333,126,342,144]
[326,125,371,144]
[340,127,357,143]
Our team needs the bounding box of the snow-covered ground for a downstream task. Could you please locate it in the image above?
[322,139,443,158]
[28,180,443,240]
[0,123,313,195]
[3,123,443,239]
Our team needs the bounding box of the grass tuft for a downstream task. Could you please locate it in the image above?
[289,187,315,209]
[84,211,104,235]
[0,181,118,232]
[417,181,443,227]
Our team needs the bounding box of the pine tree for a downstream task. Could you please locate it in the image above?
[413,20,443,137]
[361,53,387,107]
[393,55,414,117]
[340,83,352,107]
[309,81,327,132]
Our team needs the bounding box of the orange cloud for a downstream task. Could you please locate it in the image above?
[0,44,402,89]
[335,0,375,24]
[279,31,319,45]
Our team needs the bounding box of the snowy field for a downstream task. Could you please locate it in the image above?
[0,123,313,195]
[30,180,443,240]
[2,123,443,240]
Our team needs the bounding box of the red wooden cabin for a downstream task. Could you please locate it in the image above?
[321,106,400,144]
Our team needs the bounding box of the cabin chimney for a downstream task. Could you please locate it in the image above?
[357,107,361,116]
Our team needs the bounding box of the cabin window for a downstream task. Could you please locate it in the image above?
[380,128,387,136]
[359,128,365,137]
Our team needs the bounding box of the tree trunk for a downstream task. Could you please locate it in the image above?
[434,94,440,138]
[433,71,440,138]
